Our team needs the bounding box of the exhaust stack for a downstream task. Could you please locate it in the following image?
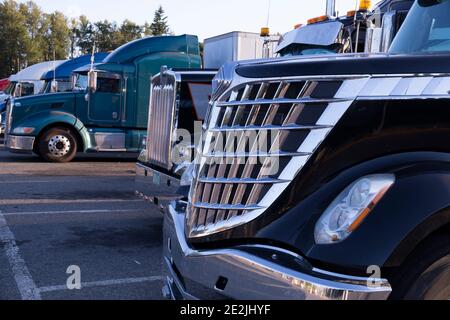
[326,0,336,16]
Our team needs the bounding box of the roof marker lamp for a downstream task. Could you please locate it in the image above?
[359,0,372,11]
[315,174,395,245]
[307,15,329,25]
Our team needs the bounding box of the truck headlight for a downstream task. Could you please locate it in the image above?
[12,127,35,134]
[315,174,395,245]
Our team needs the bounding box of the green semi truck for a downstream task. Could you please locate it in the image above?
[4,34,202,162]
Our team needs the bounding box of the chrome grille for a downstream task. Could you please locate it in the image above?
[186,75,367,238]
[146,75,177,170]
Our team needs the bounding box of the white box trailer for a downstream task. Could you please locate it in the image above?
[203,31,280,69]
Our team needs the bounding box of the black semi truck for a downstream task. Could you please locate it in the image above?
[163,0,450,300]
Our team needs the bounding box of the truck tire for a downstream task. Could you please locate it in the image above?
[390,234,450,300]
[38,127,78,163]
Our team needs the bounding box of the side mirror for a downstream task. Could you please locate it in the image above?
[50,80,58,93]
[70,74,77,91]
[88,71,97,93]
[365,27,383,53]
[380,11,396,53]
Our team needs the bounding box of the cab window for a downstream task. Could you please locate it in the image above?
[18,82,34,97]
[390,0,450,53]
[97,76,121,93]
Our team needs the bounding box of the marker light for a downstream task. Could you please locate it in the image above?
[315,174,395,245]
[260,27,270,37]
[359,0,372,11]
[294,23,303,29]
[307,15,329,25]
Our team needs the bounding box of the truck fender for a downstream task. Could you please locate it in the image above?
[16,110,86,152]
[308,153,450,271]
[260,152,450,273]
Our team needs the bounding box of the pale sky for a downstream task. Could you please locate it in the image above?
[18,0,382,41]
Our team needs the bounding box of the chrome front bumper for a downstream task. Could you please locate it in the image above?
[135,163,182,210]
[163,201,393,300]
[6,135,35,153]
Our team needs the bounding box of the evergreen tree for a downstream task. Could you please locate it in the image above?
[150,6,170,36]
[143,22,152,36]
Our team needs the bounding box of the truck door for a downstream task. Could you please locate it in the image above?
[89,73,122,124]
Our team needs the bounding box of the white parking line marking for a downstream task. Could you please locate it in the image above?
[0,181,56,184]
[0,212,41,300]
[2,209,139,217]
[0,178,131,184]
[0,199,142,205]
[38,276,164,293]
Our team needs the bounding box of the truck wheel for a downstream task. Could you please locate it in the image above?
[390,234,450,300]
[38,127,78,163]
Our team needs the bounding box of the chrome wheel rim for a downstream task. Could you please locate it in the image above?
[48,135,71,157]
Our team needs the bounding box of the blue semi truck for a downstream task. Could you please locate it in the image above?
[40,52,109,94]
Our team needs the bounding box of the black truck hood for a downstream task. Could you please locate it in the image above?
[235,52,450,78]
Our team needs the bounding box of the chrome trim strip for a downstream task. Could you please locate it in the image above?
[197,177,289,185]
[192,202,264,211]
[203,151,312,158]
[209,124,332,132]
[357,94,450,101]
[216,97,351,107]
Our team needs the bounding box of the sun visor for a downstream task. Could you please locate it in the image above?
[276,21,344,53]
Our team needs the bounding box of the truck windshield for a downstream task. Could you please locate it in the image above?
[5,82,16,95]
[390,0,450,54]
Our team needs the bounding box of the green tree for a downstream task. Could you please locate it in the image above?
[143,22,152,36]
[76,15,95,55]
[41,11,70,60]
[18,1,44,65]
[95,20,120,52]
[0,0,29,77]
[149,6,170,36]
[69,18,78,58]
[119,19,143,44]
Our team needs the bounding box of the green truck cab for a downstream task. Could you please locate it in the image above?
[4,34,202,162]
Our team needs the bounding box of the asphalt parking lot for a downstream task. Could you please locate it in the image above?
[0,142,165,300]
